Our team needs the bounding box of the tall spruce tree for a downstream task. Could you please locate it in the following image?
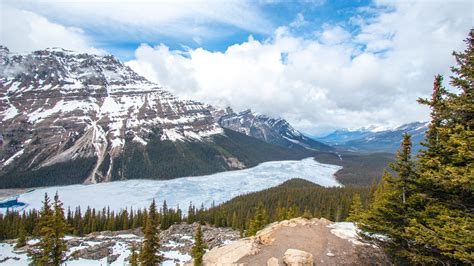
[360,31,473,264]
[347,193,363,222]
[29,193,54,265]
[247,202,269,236]
[140,199,161,265]
[404,30,474,264]
[51,193,68,265]
[16,220,27,248]
[191,224,207,265]
[28,193,68,266]
[129,242,139,266]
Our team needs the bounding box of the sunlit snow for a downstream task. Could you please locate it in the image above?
[3,158,341,213]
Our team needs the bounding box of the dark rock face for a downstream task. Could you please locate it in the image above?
[0,47,222,186]
[215,108,332,151]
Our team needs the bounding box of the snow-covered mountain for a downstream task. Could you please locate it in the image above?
[0,47,311,188]
[317,121,429,153]
[214,108,332,151]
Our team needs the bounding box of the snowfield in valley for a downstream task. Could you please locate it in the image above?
[2,158,341,213]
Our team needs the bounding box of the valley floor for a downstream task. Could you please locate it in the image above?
[0,158,341,214]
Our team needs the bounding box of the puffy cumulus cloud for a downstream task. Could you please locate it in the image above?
[0,6,103,54]
[4,0,272,44]
[126,1,472,134]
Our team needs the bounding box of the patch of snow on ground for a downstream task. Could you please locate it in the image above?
[327,222,363,245]
[2,105,19,121]
[0,243,29,265]
[3,158,341,214]
[162,250,192,265]
[3,149,24,166]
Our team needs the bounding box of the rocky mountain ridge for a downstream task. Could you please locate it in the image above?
[215,108,332,151]
[0,46,314,188]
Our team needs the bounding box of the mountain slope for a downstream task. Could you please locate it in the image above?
[0,47,311,188]
[317,122,428,153]
[214,108,332,151]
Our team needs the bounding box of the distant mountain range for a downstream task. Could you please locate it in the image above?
[316,121,429,153]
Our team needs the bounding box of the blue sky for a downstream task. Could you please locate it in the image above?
[93,0,376,60]
[4,0,375,60]
[1,0,472,133]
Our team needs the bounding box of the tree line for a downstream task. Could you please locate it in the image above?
[0,179,370,241]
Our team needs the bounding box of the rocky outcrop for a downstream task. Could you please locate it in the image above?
[70,240,116,260]
[202,218,389,265]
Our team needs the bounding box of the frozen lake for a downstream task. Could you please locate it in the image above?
[2,158,341,213]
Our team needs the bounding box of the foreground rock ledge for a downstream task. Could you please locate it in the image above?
[199,217,389,265]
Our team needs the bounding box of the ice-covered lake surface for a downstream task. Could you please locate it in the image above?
[2,158,341,213]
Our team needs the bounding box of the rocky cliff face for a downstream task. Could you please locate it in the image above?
[215,108,332,151]
[0,47,308,188]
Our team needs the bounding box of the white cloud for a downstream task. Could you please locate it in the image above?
[126,0,472,134]
[0,6,103,54]
[3,0,272,43]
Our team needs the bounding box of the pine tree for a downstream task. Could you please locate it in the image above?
[191,225,207,265]
[231,211,238,230]
[247,202,269,236]
[358,169,411,263]
[347,193,363,222]
[140,199,161,265]
[51,192,68,265]
[359,31,474,264]
[29,193,55,265]
[286,205,298,219]
[129,242,139,266]
[302,208,312,219]
[16,220,27,248]
[404,31,474,264]
[276,206,287,221]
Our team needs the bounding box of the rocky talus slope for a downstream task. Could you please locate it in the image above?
[199,218,388,265]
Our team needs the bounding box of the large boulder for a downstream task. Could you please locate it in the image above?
[202,238,260,264]
[282,249,314,266]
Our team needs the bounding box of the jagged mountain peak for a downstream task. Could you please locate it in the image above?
[214,107,331,151]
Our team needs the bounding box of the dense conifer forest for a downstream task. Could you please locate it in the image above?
[0,179,368,241]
